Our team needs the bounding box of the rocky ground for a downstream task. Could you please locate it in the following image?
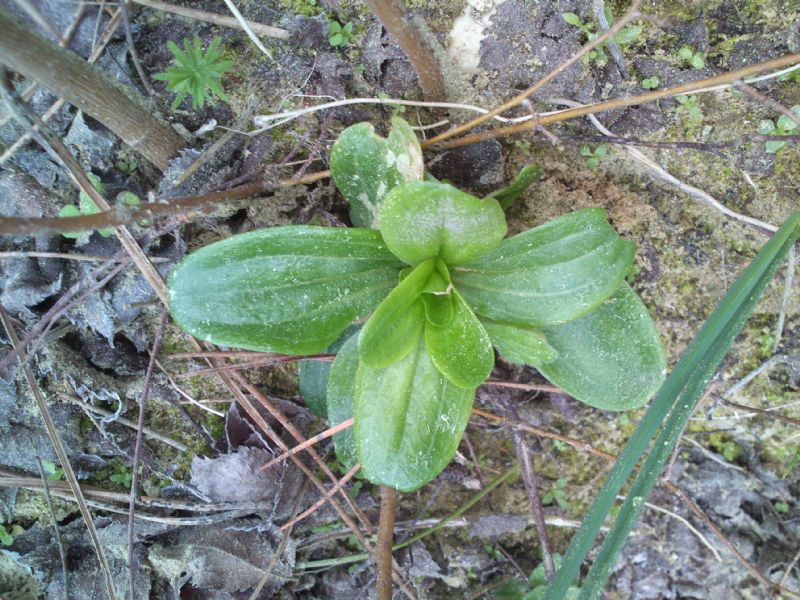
[0,0,798,598]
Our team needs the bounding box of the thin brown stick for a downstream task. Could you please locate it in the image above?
[172,352,332,379]
[494,397,554,578]
[0,169,330,236]
[720,399,800,427]
[423,0,642,145]
[362,0,445,100]
[483,380,563,393]
[280,463,361,531]
[433,53,800,150]
[263,418,355,470]
[131,0,289,39]
[128,310,168,600]
[37,459,69,600]
[377,486,399,600]
[0,307,119,600]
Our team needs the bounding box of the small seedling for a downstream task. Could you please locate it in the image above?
[58,173,141,241]
[41,459,64,481]
[757,105,800,153]
[675,94,703,126]
[677,45,705,70]
[542,477,571,509]
[774,501,790,513]
[153,35,233,110]
[641,76,659,90]
[168,117,665,493]
[709,432,740,462]
[0,522,23,546]
[328,20,354,47]
[109,464,133,488]
[116,159,138,175]
[562,11,642,68]
[492,555,581,599]
[580,143,607,169]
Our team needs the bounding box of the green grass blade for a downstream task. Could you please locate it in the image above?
[545,212,800,600]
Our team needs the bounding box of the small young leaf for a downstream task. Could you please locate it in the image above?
[765,140,786,153]
[562,12,582,26]
[537,283,666,410]
[326,332,360,469]
[677,46,694,61]
[614,25,642,45]
[480,319,557,366]
[486,164,543,209]
[453,208,635,327]
[380,181,507,266]
[690,53,705,70]
[425,290,494,389]
[354,336,475,492]
[330,117,424,228]
[358,259,434,368]
[167,226,403,354]
[420,259,455,327]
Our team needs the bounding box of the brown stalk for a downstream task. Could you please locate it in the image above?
[363,0,446,100]
[0,6,182,170]
[377,486,399,600]
[433,53,800,150]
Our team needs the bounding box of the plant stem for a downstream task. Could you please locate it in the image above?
[377,486,399,600]
[0,7,183,170]
[362,0,446,100]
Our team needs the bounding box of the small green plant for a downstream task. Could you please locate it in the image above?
[0,521,23,546]
[561,11,642,67]
[677,45,705,69]
[328,20,354,47]
[153,35,233,110]
[167,117,665,493]
[116,159,138,175]
[109,464,133,488]
[774,501,790,513]
[579,143,607,169]
[493,555,580,599]
[542,477,571,509]
[708,432,740,462]
[675,94,703,127]
[641,76,659,90]
[757,105,800,153]
[41,459,64,481]
[58,173,141,240]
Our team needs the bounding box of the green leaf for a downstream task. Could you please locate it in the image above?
[545,213,800,600]
[562,12,582,26]
[330,117,424,228]
[329,32,343,46]
[614,25,642,45]
[326,331,360,469]
[690,53,705,69]
[354,336,475,492]
[298,324,360,418]
[537,283,666,411]
[453,208,635,327]
[765,140,786,153]
[358,259,433,367]
[776,113,798,131]
[421,259,455,327]
[677,46,693,61]
[167,226,403,354]
[425,290,494,389]
[579,144,592,157]
[328,21,341,34]
[480,319,557,366]
[487,165,543,209]
[380,181,507,266]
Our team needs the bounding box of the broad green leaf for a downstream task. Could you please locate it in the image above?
[354,336,475,492]
[167,226,403,354]
[330,117,424,228]
[380,181,507,266]
[326,331,360,469]
[425,291,494,389]
[298,324,360,418]
[546,213,800,600]
[358,259,434,367]
[537,283,665,411]
[453,208,635,327]
[480,319,557,366]
[487,164,543,209]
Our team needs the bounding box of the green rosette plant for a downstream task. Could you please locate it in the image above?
[167,117,666,492]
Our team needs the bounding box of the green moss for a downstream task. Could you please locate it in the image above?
[279,0,321,16]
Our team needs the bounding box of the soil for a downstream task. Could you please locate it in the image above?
[0,0,799,599]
